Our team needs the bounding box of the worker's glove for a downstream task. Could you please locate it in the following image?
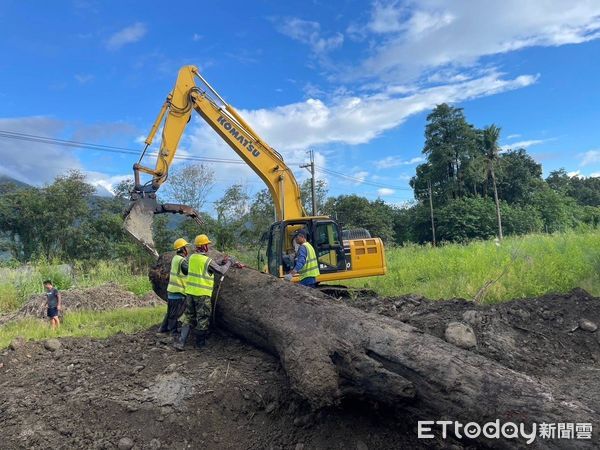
[284,273,293,282]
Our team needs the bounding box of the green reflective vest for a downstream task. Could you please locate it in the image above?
[167,254,186,294]
[299,242,320,280]
[185,253,214,297]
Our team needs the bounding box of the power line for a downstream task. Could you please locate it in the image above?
[0,130,264,166]
[0,129,417,195]
[314,165,413,191]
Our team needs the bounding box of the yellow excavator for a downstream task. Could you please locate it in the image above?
[124,65,386,283]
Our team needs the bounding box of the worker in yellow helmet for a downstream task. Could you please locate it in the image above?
[284,229,320,288]
[174,234,231,351]
[158,238,190,335]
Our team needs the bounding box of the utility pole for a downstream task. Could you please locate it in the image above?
[428,179,436,247]
[300,149,317,215]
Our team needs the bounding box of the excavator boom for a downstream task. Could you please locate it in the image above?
[124,65,305,255]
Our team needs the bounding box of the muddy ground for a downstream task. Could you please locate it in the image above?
[1,288,599,449]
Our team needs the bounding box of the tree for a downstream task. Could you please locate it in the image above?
[495,149,543,204]
[546,169,571,194]
[244,189,275,245]
[412,104,479,204]
[547,169,600,207]
[0,171,96,261]
[435,197,497,242]
[0,186,44,260]
[483,124,503,240]
[214,184,250,250]
[164,163,215,212]
[532,186,578,233]
[322,195,395,242]
[300,179,328,215]
[113,178,135,201]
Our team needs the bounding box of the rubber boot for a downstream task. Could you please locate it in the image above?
[173,325,191,351]
[195,331,207,349]
[157,314,169,334]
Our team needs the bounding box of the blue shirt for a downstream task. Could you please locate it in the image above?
[293,245,307,273]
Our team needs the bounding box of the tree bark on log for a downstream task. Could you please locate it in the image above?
[150,253,598,446]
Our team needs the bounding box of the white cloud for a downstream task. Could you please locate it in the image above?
[275,18,343,55]
[590,172,600,177]
[358,1,600,81]
[106,22,147,50]
[0,117,138,195]
[377,187,395,196]
[353,171,369,184]
[501,139,550,150]
[506,133,521,140]
[567,170,581,178]
[0,116,79,185]
[374,155,424,169]
[85,172,131,196]
[192,33,203,42]
[238,71,536,150]
[74,73,94,84]
[581,149,600,166]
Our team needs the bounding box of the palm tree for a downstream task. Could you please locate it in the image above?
[483,125,503,240]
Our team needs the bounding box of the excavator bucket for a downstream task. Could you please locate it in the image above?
[123,196,205,258]
[123,197,161,258]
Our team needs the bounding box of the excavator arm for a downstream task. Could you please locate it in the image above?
[124,65,305,255]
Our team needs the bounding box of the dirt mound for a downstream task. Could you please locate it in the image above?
[0,331,429,450]
[346,288,600,411]
[347,288,600,374]
[0,283,162,324]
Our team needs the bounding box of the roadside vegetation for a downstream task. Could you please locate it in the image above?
[347,230,600,303]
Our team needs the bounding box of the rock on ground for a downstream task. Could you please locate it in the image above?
[43,339,61,352]
[579,318,598,332]
[117,437,134,450]
[444,321,477,349]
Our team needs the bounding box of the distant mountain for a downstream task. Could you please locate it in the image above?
[0,174,30,189]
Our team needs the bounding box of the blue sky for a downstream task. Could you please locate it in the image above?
[1,0,599,206]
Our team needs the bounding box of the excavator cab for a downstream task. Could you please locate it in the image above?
[265,218,348,278]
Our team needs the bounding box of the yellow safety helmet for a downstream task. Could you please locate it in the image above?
[194,234,212,246]
[173,238,189,251]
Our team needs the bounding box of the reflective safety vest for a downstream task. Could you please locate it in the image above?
[167,254,186,294]
[298,242,320,281]
[185,253,214,297]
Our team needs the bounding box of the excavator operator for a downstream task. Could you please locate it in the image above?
[284,229,320,288]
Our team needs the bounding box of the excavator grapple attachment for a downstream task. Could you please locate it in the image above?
[123,196,204,258]
[124,197,160,258]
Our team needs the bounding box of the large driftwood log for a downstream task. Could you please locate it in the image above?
[150,253,598,445]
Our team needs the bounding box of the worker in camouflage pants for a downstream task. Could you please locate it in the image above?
[182,295,212,339]
[174,234,231,350]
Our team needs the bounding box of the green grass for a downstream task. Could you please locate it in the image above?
[0,306,165,349]
[345,231,600,303]
[76,260,152,296]
[0,260,152,314]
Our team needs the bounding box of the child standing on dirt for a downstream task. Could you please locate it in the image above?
[43,280,61,330]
